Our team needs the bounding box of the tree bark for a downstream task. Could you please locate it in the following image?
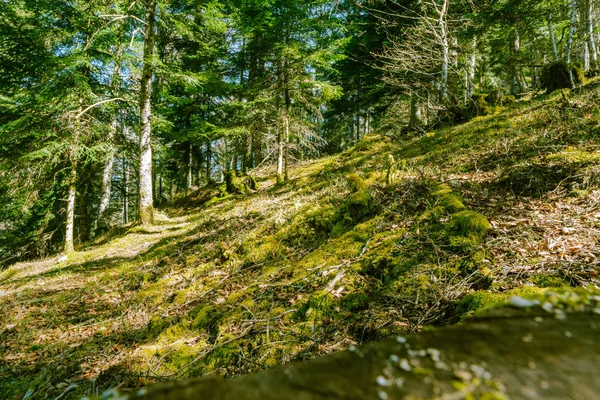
[511,29,527,94]
[284,114,289,181]
[206,141,212,184]
[122,157,129,225]
[64,160,77,254]
[276,127,284,184]
[187,143,193,194]
[439,0,450,102]
[585,0,598,67]
[92,121,116,237]
[548,11,559,62]
[567,0,578,87]
[138,0,156,226]
[409,92,423,129]
[467,37,477,100]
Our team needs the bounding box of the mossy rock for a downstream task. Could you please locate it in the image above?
[455,291,507,320]
[346,191,374,222]
[540,61,585,93]
[449,211,491,243]
[347,173,367,193]
[224,170,247,195]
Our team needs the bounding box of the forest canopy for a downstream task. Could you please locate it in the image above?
[1,0,598,264]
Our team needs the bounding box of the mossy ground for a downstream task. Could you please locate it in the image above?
[2,82,600,399]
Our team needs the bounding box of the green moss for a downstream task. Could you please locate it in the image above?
[309,290,337,316]
[192,305,223,334]
[341,291,370,312]
[147,315,171,338]
[533,274,569,288]
[347,173,367,192]
[449,211,491,243]
[346,191,374,221]
[224,170,247,194]
[455,291,507,319]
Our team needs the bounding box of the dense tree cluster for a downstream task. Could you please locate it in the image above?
[1,0,598,264]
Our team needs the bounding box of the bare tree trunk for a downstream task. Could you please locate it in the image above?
[65,159,77,254]
[467,37,477,100]
[585,0,598,67]
[284,114,289,181]
[548,12,559,62]
[511,29,527,94]
[187,143,193,194]
[439,0,450,102]
[409,92,423,129]
[567,0,578,87]
[206,141,212,184]
[123,157,129,225]
[138,0,156,226]
[276,126,284,184]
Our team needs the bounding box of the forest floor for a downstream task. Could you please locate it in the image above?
[2,85,600,399]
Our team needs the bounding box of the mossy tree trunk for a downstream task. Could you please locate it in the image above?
[133,311,600,400]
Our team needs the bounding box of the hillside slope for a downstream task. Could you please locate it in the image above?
[2,86,600,399]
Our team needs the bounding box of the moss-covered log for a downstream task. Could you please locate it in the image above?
[110,311,600,400]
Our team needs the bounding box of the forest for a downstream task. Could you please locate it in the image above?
[1,0,600,399]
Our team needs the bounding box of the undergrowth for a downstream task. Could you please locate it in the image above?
[1,83,600,399]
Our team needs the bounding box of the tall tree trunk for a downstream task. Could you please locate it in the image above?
[567,0,578,87]
[206,141,212,184]
[548,12,559,62]
[187,143,193,194]
[584,0,598,67]
[92,120,116,237]
[123,157,129,225]
[276,127,284,184]
[511,29,527,94]
[138,0,156,226]
[439,0,450,102]
[65,158,77,254]
[409,92,423,129]
[467,38,477,100]
[284,114,290,181]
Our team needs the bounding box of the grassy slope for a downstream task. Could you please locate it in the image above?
[2,86,600,399]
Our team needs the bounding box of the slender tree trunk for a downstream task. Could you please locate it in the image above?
[284,114,290,181]
[187,143,193,193]
[567,0,578,87]
[276,127,284,184]
[585,0,598,67]
[206,141,212,184]
[548,12,559,62]
[138,0,156,226]
[467,38,477,99]
[439,0,450,102]
[511,29,527,94]
[92,120,116,237]
[65,159,77,254]
[122,157,129,224]
[409,92,423,129]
